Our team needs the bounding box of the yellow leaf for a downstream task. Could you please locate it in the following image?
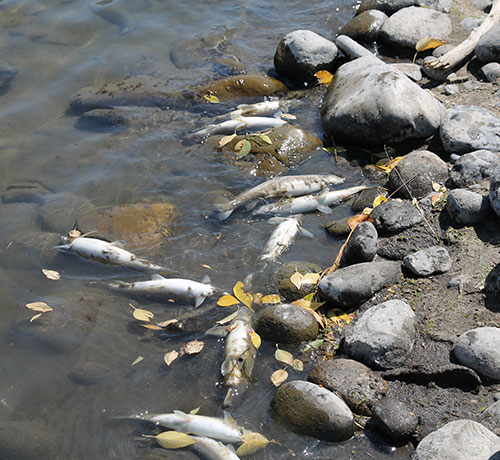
[260,294,281,304]
[372,195,387,208]
[181,340,204,355]
[25,302,53,313]
[290,272,303,290]
[347,213,373,230]
[303,293,315,302]
[275,347,294,366]
[140,324,164,330]
[376,156,404,174]
[270,369,288,387]
[153,431,196,449]
[291,299,311,309]
[204,94,219,103]
[217,310,238,325]
[201,264,212,269]
[233,282,253,309]
[68,229,81,239]
[259,133,273,144]
[431,192,443,206]
[157,319,178,327]
[302,273,320,285]
[217,295,240,307]
[42,269,60,280]
[249,330,261,349]
[314,70,334,85]
[416,37,448,52]
[236,432,270,456]
[293,359,304,371]
[235,139,252,159]
[30,313,43,322]
[131,356,144,366]
[133,308,154,322]
[190,407,200,415]
[164,350,179,366]
[219,134,237,147]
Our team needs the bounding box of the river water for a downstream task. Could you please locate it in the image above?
[0,0,414,459]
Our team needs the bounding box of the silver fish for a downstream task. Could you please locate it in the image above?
[216,174,345,221]
[215,100,283,121]
[108,274,215,308]
[192,116,286,138]
[190,436,240,460]
[259,215,305,263]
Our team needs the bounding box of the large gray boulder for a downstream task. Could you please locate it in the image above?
[343,299,417,369]
[449,150,500,187]
[357,0,451,15]
[476,24,500,63]
[440,106,500,154]
[321,56,442,146]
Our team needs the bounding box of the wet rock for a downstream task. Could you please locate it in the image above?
[323,216,352,237]
[479,401,500,434]
[76,202,178,250]
[371,199,423,234]
[403,246,452,276]
[321,57,442,146]
[39,192,94,234]
[372,397,418,442]
[449,150,500,187]
[339,10,388,43]
[272,261,322,301]
[341,221,378,266]
[446,189,492,224]
[356,0,451,15]
[390,63,422,81]
[1,181,51,204]
[255,303,318,344]
[388,150,449,200]
[274,30,338,83]
[0,421,58,459]
[0,202,40,241]
[453,327,500,380]
[414,419,500,460]
[379,7,451,52]
[270,380,354,441]
[481,62,500,82]
[0,59,16,89]
[491,173,500,218]
[475,24,500,63]
[308,358,387,415]
[362,164,390,184]
[78,106,175,129]
[352,187,388,211]
[318,260,403,309]
[343,299,417,369]
[440,106,500,154]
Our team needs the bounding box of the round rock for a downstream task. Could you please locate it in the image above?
[308,358,387,415]
[255,303,318,344]
[403,246,452,276]
[490,173,500,218]
[338,10,388,43]
[388,150,449,199]
[475,24,500,63]
[372,397,418,441]
[270,380,354,441]
[371,199,423,234]
[446,189,492,225]
[274,30,339,83]
[449,150,500,187]
[453,327,500,380]
[343,299,417,369]
[481,62,500,82]
[341,221,378,266]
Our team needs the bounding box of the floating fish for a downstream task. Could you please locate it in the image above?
[108,274,215,308]
[190,435,240,460]
[216,174,345,221]
[215,100,283,121]
[56,235,167,272]
[191,116,286,138]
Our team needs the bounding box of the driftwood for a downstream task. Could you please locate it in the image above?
[425,0,500,73]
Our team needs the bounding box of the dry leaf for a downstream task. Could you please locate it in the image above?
[203,94,219,103]
[327,308,353,326]
[303,339,324,351]
[290,272,303,290]
[376,156,403,174]
[217,295,240,307]
[372,195,387,208]
[140,324,164,330]
[275,347,294,366]
[259,133,272,144]
[234,139,245,151]
[302,273,320,285]
[152,431,196,449]
[219,133,237,147]
[190,407,200,415]
[431,192,443,206]
[347,213,372,230]
[432,181,442,192]
[260,294,281,304]
[133,308,154,322]
[30,313,43,322]
[291,299,311,309]
[25,302,53,313]
[249,330,261,349]
[314,70,334,85]
[157,319,178,327]
[236,432,271,456]
[217,310,238,325]
[131,356,144,366]
[164,350,179,366]
[233,282,253,309]
[270,369,288,387]
[292,359,304,371]
[416,37,448,52]
[42,269,60,280]
[181,340,204,355]
[281,113,296,120]
[201,264,212,269]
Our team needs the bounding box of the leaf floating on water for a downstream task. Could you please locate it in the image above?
[217,295,240,307]
[42,269,60,280]
[249,330,261,349]
[181,339,204,355]
[415,37,447,52]
[236,432,271,456]
[217,310,239,325]
[314,70,334,85]
[25,302,53,313]
[132,308,154,322]
[140,324,164,330]
[164,350,179,366]
[189,407,200,415]
[157,319,178,327]
[275,347,294,366]
[270,369,288,387]
[260,294,281,304]
[30,313,43,322]
[293,359,304,371]
[219,133,237,147]
[235,139,252,159]
[150,431,196,449]
[131,356,144,366]
[233,282,253,309]
[203,94,220,104]
[372,195,387,208]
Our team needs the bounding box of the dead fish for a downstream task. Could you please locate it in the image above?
[190,435,240,460]
[215,100,284,121]
[191,116,286,139]
[56,235,167,272]
[216,174,345,221]
[108,274,216,308]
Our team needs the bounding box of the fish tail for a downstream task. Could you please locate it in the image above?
[194,293,208,308]
[215,205,233,221]
[54,244,71,251]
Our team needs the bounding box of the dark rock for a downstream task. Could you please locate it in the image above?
[0,421,58,459]
[371,199,423,234]
[446,189,492,224]
[272,261,322,301]
[323,216,352,237]
[362,164,389,184]
[78,106,175,129]
[475,24,500,63]
[449,150,500,187]
[403,246,452,276]
[2,181,52,204]
[352,187,388,211]
[341,221,378,266]
[372,397,418,441]
[308,358,387,415]
[339,10,388,43]
[490,173,500,218]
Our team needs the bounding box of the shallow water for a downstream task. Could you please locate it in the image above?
[0,0,413,458]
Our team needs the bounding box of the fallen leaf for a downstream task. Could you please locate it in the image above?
[432,181,442,192]
[347,213,372,230]
[181,340,204,355]
[416,37,448,52]
[260,294,281,304]
[259,133,273,144]
[233,282,253,309]
[131,356,144,366]
[234,139,245,151]
[151,431,196,449]
[293,359,304,371]
[203,94,219,103]
[235,139,251,159]
[290,272,303,290]
[25,302,53,313]
[164,350,179,366]
[291,299,311,309]
[42,269,60,280]
[280,113,296,120]
[327,308,353,326]
[314,70,334,85]
[431,192,443,206]
[217,310,239,325]
[376,156,403,174]
[217,295,240,307]
[249,330,261,349]
[30,313,43,322]
[190,407,200,415]
[158,319,178,327]
[270,369,288,387]
[219,133,237,147]
[140,324,164,330]
[372,195,387,208]
[302,273,320,285]
[133,308,154,322]
[303,339,324,351]
[275,347,294,366]
[236,432,271,456]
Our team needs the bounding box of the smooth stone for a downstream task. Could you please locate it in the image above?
[321,57,442,146]
[414,420,500,460]
[446,189,492,224]
[343,299,417,369]
[442,83,459,95]
[440,106,500,154]
[76,202,178,250]
[453,327,500,380]
[460,16,485,30]
[476,24,500,63]
[341,221,378,266]
[0,59,16,89]
[390,63,422,81]
[272,261,322,301]
[255,303,318,344]
[0,421,59,459]
[481,62,500,81]
[371,199,423,234]
[479,401,500,433]
[339,10,388,43]
[308,358,388,415]
[388,150,449,200]
[274,30,338,83]
[449,150,500,187]
[323,216,352,237]
[379,7,451,51]
[0,202,40,242]
[335,34,375,60]
[318,260,403,309]
[357,0,451,15]
[372,397,418,441]
[432,44,455,57]
[491,173,500,217]
[270,380,354,441]
[1,181,52,204]
[352,187,388,211]
[403,246,452,276]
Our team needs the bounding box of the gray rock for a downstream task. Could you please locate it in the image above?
[335,34,375,60]
[0,421,59,459]
[432,44,455,57]
[379,7,452,51]
[339,10,388,43]
[390,63,422,81]
[255,303,318,344]
[414,419,500,460]
[343,299,417,369]
[388,150,449,199]
[270,380,354,441]
[318,260,403,308]
[321,57,442,146]
[68,362,109,385]
[449,150,500,187]
[460,15,485,30]
[479,400,500,433]
[2,180,52,204]
[371,199,423,234]
[446,189,492,224]
[352,187,388,211]
[440,106,500,154]
[0,203,40,243]
[272,262,322,301]
[476,24,500,63]
[308,358,387,415]
[403,246,452,276]
[274,30,338,83]
[341,221,378,266]
[372,397,418,441]
[357,0,451,15]
[453,327,500,380]
[491,173,500,218]
[481,62,500,82]
[442,83,459,95]
[470,0,493,10]
[0,59,16,89]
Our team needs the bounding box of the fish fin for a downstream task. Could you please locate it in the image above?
[273,109,283,119]
[110,240,126,248]
[173,410,189,419]
[80,231,97,238]
[201,274,211,285]
[300,228,315,239]
[194,294,207,308]
[316,187,331,204]
[138,258,153,265]
[151,274,165,281]
[316,204,333,214]
[223,411,237,426]
[215,206,233,221]
[54,244,71,250]
[227,444,237,453]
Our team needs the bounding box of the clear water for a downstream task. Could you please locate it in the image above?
[0,0,413,458]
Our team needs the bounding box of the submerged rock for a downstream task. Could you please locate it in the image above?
[2,180,52,204]
[0,421,58,459]
[0,59,16,89]
[372,397,418,442]
[403,246,452,276]
[446,189,492,225]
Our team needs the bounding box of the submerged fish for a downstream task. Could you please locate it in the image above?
[190,435,240,460]
[221,306,256,408]
[191,116,286,138]
[216,174,345,221]
[56,236,167,272]
[108,274,216,308]
[215,100,283,121]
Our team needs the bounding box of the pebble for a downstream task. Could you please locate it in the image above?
[432,43,455,57]
[446,189,492,224]
[449,150,500,187]
[490,173,500,218]
[442,84,459,95]
[460,15,485,30]
[403,246,452,276]
[371,199,423,234]
[475,24,500,63]
[372,397,418,442]
[341,221,378,266]
[323,216,352,237]
[481,62,500,82]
